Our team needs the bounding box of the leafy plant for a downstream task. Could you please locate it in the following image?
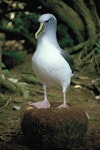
[2,51,26,69]
[2,62,9,74]
[14,13,38,36]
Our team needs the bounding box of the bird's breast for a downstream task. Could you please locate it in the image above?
[32,44,72,86]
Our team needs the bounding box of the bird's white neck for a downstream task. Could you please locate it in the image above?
[38,27,59,48]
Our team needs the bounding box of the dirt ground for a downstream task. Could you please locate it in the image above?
[0,54,100,150]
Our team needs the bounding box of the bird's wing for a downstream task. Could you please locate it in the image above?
[60,49,74,73]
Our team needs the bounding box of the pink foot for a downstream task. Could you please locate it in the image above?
[30,100,50,109]
[58,103,69,108]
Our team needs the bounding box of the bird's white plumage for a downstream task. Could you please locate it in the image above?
[31,13,73,108]
[39,13,56,23]
[32,37,72,87]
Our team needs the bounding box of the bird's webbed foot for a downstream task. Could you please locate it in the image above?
[58,103,69,108]
[29,100,50,109]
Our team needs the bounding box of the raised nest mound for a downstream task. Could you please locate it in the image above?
[21,103,88,149]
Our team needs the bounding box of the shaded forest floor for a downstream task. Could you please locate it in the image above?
[0,54,100,150]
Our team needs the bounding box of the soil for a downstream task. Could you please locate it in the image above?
[0,54,100,150]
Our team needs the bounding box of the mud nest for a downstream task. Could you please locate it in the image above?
[21,103,88,149]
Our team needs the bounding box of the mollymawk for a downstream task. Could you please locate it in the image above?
[31,13,74,108]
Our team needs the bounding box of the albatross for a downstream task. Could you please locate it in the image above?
[31,13,74,108]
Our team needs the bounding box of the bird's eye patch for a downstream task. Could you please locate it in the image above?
[45,19,51,23]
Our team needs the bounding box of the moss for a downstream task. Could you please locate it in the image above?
[21,104,88,149]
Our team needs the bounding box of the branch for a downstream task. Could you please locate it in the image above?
[0,77,18,93]
[68,33,100,54]
[71,0,96,37]
[87,0,100,31]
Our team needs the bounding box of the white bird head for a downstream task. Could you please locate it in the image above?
[35,13,57,40]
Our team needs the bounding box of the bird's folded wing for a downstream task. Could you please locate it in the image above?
[60,49,74,73]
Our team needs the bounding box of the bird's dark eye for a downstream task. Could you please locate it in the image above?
[45,19,50,23]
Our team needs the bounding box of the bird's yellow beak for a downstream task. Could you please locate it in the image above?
[35,22,45,39]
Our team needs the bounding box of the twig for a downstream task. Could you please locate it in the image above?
[3,100,10,108]
[85,111,91,119]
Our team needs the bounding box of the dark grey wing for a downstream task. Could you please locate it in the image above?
[60,49,74,73]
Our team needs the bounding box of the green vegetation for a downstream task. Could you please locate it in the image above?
[14,13,38,34]
[2,51,26,69]
[57,24,74,47]
[95,43,100,53]
[2,62,9,74]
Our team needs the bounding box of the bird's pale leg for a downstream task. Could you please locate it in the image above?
[58,87,69,108]
[42,84,50,108]
[30,84,50,109]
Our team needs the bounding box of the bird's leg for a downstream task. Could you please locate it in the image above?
[30,84,50,109]
[58,86,69,108]
[42,84,50,108]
